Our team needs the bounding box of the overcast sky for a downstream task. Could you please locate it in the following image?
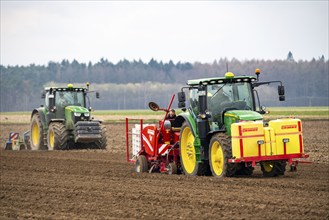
[1,1,328,66]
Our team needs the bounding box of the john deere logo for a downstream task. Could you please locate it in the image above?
[242,127,258,132]
[281,125,297,129]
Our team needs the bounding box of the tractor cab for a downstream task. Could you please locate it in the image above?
[192,73,257,130]
[178,70,285,133]
[54,90,85,108]
[46,87,88,120]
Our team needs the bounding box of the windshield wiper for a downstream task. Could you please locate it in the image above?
[212,83,227,97]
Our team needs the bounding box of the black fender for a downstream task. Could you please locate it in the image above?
[173,115,196,137]
[31,108,47,128]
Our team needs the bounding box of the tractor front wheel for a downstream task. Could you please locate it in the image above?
[135,155,148,173]
[209,133,236,177]
[261,160,287,177]
[47,122,68,150]
[88,125,108,149]
[30,113,46,150]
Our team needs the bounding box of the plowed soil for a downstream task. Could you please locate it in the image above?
[1,121,328,219]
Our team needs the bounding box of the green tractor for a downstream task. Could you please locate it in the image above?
[175,69,308,177]
[30,83,107,150]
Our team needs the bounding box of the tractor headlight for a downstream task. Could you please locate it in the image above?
[74,112,81,117]
[84,112,90,117]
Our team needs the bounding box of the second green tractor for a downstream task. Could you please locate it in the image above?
[30,83,107,150]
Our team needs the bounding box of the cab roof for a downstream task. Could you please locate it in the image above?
[187,75,257,86]
[44,87,86,92]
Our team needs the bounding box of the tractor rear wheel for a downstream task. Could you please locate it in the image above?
[179,122,207,176]
[261,160,287,177]
[47,122,68,150]
[209,133,237,177]
[135,155,148,173]
[30,113,46,150]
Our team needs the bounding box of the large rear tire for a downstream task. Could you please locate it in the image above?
[47,122,68,150]
[261,160,287,177]
[30,113,46,150]
[209,133,237,177]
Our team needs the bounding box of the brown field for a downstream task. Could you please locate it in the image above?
[0,120,328,219]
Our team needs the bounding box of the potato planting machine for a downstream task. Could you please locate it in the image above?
[126,95,182,174]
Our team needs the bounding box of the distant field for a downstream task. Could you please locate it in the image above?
[0,107,328,124]
[96,107,328,120]
[265,106,328,117]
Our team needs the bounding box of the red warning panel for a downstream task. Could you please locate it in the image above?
[9,132,19,141]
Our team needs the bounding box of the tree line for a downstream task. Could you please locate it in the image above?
[0,57,328,112]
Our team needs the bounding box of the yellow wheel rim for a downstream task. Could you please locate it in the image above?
[32,122,39,146]
[210,140,224,176]
[49,130,54,150]
[180,126,196,174]
[263,162,274,172]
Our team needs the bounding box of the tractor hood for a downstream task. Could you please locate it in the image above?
[224,110,263,121]
[64,106,91,130]
[224,110,263,135]
[65,106,89,114]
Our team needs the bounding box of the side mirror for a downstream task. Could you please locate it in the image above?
[96,92,100,98]
[41,92,46,99]
[148,102,159,111]
[278,86,285,101]
[177,92,186,102]
[178,102,186,108]
[278,85,285,96]
[178,91,186,109]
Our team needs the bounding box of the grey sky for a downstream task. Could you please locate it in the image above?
[1,1,328,66]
